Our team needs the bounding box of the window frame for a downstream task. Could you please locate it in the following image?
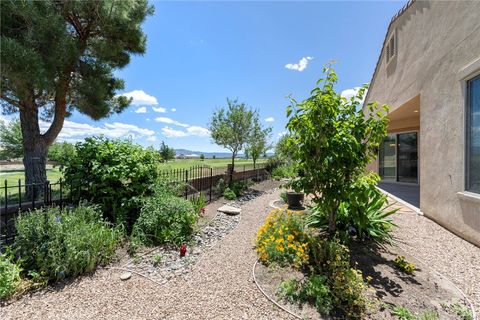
[386,32,396,64]
[466,74,480,193]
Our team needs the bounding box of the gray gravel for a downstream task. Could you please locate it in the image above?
[389,200,480,315]
[0,182,295,320]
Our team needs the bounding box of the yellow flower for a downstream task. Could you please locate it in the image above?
[287,234,294,241]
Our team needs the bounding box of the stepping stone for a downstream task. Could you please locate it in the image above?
[120,271,132,281]
[217,205,241,215]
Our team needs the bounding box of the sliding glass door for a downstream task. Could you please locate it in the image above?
[379,134,396,181]
[379,132,418,183]
[397,133,418,183]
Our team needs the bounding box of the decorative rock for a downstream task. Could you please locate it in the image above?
[120,271,132,281]
[217,205,242,215]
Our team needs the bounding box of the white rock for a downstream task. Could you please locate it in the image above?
[217,205,242,215]
[120,271,132,281]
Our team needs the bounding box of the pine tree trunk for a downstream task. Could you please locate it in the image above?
[19,104,48,200]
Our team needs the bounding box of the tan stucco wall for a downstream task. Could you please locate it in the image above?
[365,0,480,246]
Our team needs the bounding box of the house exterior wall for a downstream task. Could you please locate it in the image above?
[364,0,480,246]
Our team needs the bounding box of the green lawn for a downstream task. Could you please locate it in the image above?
[157,158,266,171]
[1,166,63,185]
[0,158,266,185]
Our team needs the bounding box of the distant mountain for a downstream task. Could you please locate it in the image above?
[174,149,234,159]
[174,149,273,159]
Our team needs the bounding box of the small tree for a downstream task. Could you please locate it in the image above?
[209,99,256,176]
[286,65,389,236]
[246,116,272,169]
[0,119,23,160]
[200,154,205,161]
[159,141,175,162]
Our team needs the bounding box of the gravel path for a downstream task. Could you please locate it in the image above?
[1,183,296,320]
[389,199,480,315]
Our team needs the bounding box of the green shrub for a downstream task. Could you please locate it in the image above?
[277,275,333,316]
[215,178,227,196]
[278,278,300,304]
[309,173,397,244]
[62,136,161,229]
[133,186,198,246]
[265,155,286,173]
[14,204,121,281]
[190,194,206,215]
[0,252,22,299]
[308,238,367,318]
[271,165,297,180]
[300,275,333,315]
[231,179,250,196]
[223,187,237,200]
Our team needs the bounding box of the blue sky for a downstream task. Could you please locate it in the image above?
[36,1,406,152]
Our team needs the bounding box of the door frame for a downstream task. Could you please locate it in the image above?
[379,130,420,185]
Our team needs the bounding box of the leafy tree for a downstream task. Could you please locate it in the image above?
[275,133,293,160]
[0,118,22,160]
[246,116,272,169]
[200,154,205,161]
[1,0,154,195]
[48,141,76,164]
[209,99,256,176]
[62,136,161,229]
[286,65,389,236]
[159,141,175,162]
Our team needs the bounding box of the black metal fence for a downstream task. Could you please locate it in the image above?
[1,164,267,246]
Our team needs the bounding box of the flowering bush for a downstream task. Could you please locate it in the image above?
[256,207,310,267]
[305,238,367,317]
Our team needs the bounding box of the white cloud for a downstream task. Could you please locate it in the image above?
[171,108,177,112]
[161,127,188,138]
[39,120,155,141]
[118,90,158,105]
[146,136,157,142]
[285,56,313,72]
[265,117,275,122]
[161,125,210,138]
[341,87,368,104]
[155,117,189,127]
[186,126,210,137]
[135,106,147,113]
[153,106,167,113]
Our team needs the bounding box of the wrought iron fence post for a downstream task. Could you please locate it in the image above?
[209,168,213,202]
[44,180,50,205]
[59,179,63,206]
[184,169,188,199]
[18,179,21,209]
[4,180,7,214]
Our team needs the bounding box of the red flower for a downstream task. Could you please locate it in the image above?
[200,208,206,215]
[180,243,187,257]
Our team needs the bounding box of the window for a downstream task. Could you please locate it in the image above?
[386,33,396,64]
[466,75,480,193]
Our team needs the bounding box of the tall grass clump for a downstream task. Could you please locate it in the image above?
[14,203,122,281]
